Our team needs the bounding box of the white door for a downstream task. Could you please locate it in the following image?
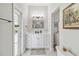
[0,19,12,56]
[14,9,22,56]
[0,3,12,21]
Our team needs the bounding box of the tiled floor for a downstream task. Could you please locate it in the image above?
[22,49,57,56]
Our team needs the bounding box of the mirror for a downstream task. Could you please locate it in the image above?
[32,20,44,29]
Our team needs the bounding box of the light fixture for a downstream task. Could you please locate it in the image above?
[32,13,44,18]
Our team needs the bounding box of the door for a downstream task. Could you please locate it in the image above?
[0,3,12,21]
[13,8,22,56]
[0,19,12,56]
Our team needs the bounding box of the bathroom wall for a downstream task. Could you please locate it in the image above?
[25,3,51,33]
[59,3,79,55]
[27,4,48,32]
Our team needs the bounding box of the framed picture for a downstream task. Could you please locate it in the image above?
[63,3,79,29]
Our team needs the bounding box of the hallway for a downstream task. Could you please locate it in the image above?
[0,3,79,56]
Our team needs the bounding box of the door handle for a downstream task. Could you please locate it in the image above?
[0,18,12,23]
[15,25,19,27]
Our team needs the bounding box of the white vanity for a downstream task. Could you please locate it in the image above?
[26,33,50,49]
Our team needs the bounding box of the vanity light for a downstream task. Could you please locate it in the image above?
[32,16,43,18]
[32,13,44,18]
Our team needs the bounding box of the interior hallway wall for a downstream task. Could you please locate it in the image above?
[59,3,79,56]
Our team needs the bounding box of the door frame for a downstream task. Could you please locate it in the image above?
[12,4,23,56]
[51,7,60,51]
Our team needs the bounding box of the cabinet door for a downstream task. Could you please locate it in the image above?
[31,34,38,48]
[37,35,44,48]
[43,34,50,48]
[0,20,12,56]
[0,3,12,21]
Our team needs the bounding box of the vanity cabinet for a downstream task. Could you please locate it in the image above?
[26,33,49,49]
[26,34,39,48]
[0,3,12,21]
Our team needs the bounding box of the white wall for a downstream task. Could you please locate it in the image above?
[59,3,79,56]
[25,3,50,32]
[28,6,48,32]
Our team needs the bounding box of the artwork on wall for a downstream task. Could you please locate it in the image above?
[63,3,79,29]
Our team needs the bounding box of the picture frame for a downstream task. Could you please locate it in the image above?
[63,3,79,29]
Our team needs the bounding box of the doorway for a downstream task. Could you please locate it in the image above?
[51,8,60,52]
